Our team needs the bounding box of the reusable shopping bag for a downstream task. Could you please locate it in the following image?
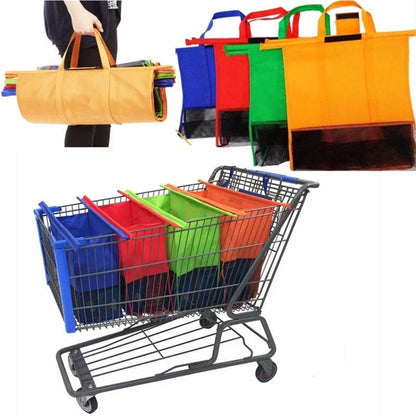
[124,188,234,312]
[164,182,289,304]
[37,201,129,328]
[80,194,182,316]
[261,1,416,170]
[176,10,245,139]
[225,4,329,166]
[186,7,290,146]
[15,29,174,124]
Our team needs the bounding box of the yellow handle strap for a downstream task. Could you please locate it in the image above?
[318,1,375,38]
[58,29,116,71]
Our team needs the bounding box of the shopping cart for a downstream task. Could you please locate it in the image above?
[34,166,318,413]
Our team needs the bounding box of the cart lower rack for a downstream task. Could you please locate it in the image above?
[34,166,318,413]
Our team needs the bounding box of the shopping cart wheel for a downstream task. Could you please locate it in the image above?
[255,361,278,383]
[68,353,78,377]
[199,311,217,329]
[76,389,98,414]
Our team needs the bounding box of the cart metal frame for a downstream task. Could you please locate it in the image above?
[35,166,318,413]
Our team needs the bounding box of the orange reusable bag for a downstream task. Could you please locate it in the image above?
[15,29,174,125]
[261,1,416,170]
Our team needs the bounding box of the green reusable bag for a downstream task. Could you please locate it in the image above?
[225,4,329,166]
[125,187,235,311]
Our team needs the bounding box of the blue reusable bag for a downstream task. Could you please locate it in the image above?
[175,10,245,139]
[54,212,120,292]
[39,201,129,325]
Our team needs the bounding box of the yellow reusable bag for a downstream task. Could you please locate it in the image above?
[262,1,416,170]
[15,29,174,125]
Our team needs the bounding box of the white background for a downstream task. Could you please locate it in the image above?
[1,0,416,415]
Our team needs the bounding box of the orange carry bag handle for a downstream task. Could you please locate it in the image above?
[68,29,117,69]
[317,1,376,37]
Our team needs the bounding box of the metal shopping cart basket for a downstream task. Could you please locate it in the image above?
[34,166,318,413]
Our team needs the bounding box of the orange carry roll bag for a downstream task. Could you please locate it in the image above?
[15,29,174,125]
[261,1,416,170]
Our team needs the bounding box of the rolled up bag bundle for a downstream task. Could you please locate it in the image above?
[15,29,175,124]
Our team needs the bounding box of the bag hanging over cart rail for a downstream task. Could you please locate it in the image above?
[261,0,416,170]
[35,201,131,332]
[15,29,175,125]
[123,187,235,312]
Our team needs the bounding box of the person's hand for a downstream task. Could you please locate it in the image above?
[64,1,103,36]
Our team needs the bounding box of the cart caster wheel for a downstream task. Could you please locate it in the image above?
[255,362,277,383]
[68,354,78,377]
[76,389,98,414]
[199,311,217,329]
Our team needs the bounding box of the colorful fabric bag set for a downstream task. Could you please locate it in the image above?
[176,1,416,170]
[36,181,285,330]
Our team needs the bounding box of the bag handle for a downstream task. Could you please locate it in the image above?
[79,196,135,239]
[123,190,188,228]
[116,190,183,229]
[59,29,116,70]
[38,201,84,251]
[278,4,330,39]
[197,180,291,208]
[200,10,245,38]
[239,7,288,39]
[164,183,247,216]
[39,198,132,252]
[317,1,375,38]
[159,185,236,217]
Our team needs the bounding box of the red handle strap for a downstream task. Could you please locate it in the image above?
[239,7,288,38]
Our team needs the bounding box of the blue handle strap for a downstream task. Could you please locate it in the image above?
[200,10,245,38]
[248,170,300,184]
[220,168,299,187]
[38,201,82,252]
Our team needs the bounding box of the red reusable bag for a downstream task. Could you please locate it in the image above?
[186,7,291,146]
[81,194,182,316]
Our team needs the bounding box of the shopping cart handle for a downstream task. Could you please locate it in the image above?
[38,201,83,252]
[247,169,300,184]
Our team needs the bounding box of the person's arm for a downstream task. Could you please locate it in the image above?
[63,1,103,35]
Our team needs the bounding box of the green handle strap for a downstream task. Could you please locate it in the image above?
[278,4,330,39]
[159,185,236,217]
[123,190,188,228]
